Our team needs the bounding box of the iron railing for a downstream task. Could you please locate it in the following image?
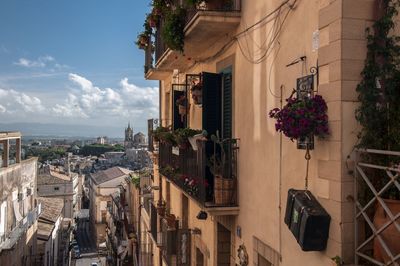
[354,149,400,265]
[144,39,154,74]
[145,0,241,73]
[159,139,238,207]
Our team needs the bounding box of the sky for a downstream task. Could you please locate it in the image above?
[0,0,158,137]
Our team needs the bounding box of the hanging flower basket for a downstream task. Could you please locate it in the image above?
[269,94,329,143]
[139,34,149,45]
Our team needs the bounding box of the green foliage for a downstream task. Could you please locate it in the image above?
[162,7,186,52]
[174,128,202,146]
[80,144,122,157]
[331,256,343,266]
[25,146,66,162]
[356,0,400,151]
[355,0,400,199]
[151,126,170,141]
[186,0,205,6]
[130,173,140,188]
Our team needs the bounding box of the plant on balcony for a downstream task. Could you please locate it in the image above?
[182,175,199,196]
[174,128,202,149]
[190,83,202,105]
[268,94,329,142]
[354,0,400,263]
[130,174,140,189]
[162,7,186,52]
[159,165,179,180]
[209,131,235,205]
[151,126,169,144]
[186,0,206,6]
[147,12,159,28]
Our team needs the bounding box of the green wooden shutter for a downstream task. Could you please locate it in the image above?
[222,72,232,139]
[202,72,222,137]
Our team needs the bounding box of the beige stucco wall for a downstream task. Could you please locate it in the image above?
[148,0,384,265]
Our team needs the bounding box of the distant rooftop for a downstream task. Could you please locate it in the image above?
[90,166,131,185]
[37,167,71,185]
[37,197,64,223]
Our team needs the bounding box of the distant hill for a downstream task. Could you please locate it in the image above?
[0,122,140,138]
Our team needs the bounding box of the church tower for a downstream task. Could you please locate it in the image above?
[124,122,134,149]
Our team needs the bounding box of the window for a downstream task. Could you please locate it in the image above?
[196,248,204,266]
[258,255,272,266]
[253,236,280,266]
[54,187,59,191]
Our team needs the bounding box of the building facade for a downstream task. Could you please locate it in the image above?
[36,197,65,266]
[0,132,41,266]
[138,0,389,265]
[37,166,74,219]
[88,167,133,246]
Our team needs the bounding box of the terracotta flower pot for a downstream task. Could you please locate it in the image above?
[373,198,400,264]
[139,35,148,45]
[214,175,223,204]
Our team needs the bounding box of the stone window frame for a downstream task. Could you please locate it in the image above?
[192,234,209,266]
[253,236,280,266]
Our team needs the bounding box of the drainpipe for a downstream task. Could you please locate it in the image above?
[278,85,283,262]
[136,180,141,266]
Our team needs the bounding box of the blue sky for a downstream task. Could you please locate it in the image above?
[0,0,158,136]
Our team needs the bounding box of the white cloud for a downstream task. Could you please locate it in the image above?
[52,73,158,121]
[14,55,64,69]
[0,74,159,130]
[0,88,45,114]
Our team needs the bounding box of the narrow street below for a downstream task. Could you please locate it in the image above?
[75,219,97,254]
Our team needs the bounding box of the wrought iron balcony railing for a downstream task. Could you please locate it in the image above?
[159,139,238,208]
[145,0,241,76]
[354,148,400,265]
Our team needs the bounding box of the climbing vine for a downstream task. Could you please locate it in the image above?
[355,0,400,151]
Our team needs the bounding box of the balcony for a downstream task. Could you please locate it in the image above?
[159,139,239,216]
[145,0,241,80]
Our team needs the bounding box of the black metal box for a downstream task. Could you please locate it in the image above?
[284,189,331,251]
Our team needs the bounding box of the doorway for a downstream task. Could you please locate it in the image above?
[217,223,231,266]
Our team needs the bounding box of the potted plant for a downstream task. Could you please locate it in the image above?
[190,83,202,105]
[354,1,400,263]
[147,8,161,28]
[162,7,186,52]
[151,126,170,149]
[208,131,235,205]
[174,128,202,149]
[268,94,329,148]
[183,176,199,196]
